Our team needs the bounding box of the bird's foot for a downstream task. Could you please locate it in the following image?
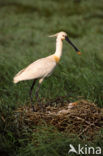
[32,105,37,112]
[38,102,45,112]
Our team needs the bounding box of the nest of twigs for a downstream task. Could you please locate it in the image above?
[13,99,103,138]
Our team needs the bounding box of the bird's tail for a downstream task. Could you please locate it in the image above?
[13,68,25,83]
[13,77,19,83]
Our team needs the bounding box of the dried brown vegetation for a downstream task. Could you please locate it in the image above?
[12,100,103,139]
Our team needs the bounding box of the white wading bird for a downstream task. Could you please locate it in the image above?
[13,31,81,111]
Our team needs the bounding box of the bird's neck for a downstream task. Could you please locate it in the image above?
[54,38,63,59]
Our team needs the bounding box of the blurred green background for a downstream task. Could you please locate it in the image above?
[0,0,103,155]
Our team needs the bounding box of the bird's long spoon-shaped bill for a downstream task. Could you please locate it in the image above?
[65,36,81,55]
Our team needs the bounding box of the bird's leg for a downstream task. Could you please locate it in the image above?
[29,79,37,111]
[35,78,44,110]
[35,83,41,100]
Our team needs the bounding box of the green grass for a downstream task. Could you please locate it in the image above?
[0,0,103,155]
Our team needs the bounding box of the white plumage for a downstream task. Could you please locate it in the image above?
[13,55,56,83]
[13,31,81,111]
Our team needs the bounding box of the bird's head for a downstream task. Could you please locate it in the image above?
[49,31,81,55]
[49,31,67,40]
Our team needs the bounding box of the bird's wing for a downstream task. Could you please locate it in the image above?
[14,56,56,83]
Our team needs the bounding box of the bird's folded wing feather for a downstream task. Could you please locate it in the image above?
[14,56,56,82]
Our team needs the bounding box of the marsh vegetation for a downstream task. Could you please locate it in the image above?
[0,0,103,155]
